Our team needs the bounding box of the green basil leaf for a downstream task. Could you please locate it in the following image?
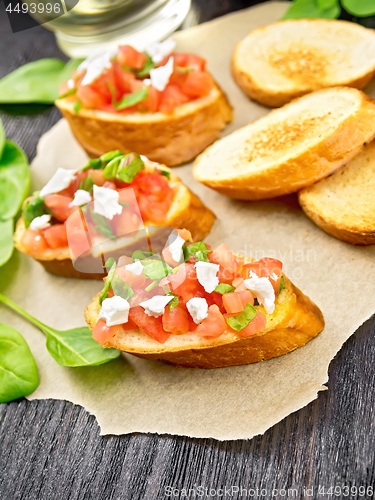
[84,206,114,239]
[168,294,179,311]
[176,66,194,73]
[103,156,122,180]
[116,154,145,183]
[132,250,156,261]
[160,170,170,180]
[214,283,235,294]
[115,87,149,110]
[279,275,285,294]
[73,99,82,114]
[0,118,5,159]
[184,242,211,262]
[99,260,117,305]
[0,58,82,104]
[57,87,77,99]
[0,219,14,267]
[137,53,156,77]
[22,196,49,228]
[82,158,102,171]
[142,259,172,280]
[195,251,210,262]
[111,274,135,301]
[100,150,124,163]
[145,280,159,292]
[282,0,340,19]
[78,173,94,193]
[0,324,39,403]
[0,141,30,220]
[341,0,375,16]
[226,302,257,332]
[0,293,120,367]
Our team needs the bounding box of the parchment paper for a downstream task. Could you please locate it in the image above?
[1,2,375,440]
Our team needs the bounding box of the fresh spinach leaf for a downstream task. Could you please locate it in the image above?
[0,219,14,267]
[99,259,117,305]
[115,87,149,110]
[214,283,235,294]
[279,275,285,294]
[0,294,120,367]
[0,58,82,104]
[0,119,5,159]
[342,0,375,16]
[184,242,211,262]
[117,154,145,183]
[78,173,94,193]
[137,54,156,77]
[226,302,257,332]
[0,141,30,220]
[282,0,340,19]
[22,196,49,228]
[0,324,39,403]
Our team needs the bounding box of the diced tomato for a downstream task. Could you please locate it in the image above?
[110,211,141,237]
[141,86,161,113]
[103,181,117,189]
[129,306,170,343]
[259,258,283,295]
[43,223,68,249]
[113,62,136,94]
[209,243,238,284]
[237,290,254,307]
[44,194,76,222]
[117,45,146,70]
[236,311,267,338]
[205,291,225,314]
[91,66,119,103]
[58,171,87,198]
[159,84,189,113]
[195,305,226,338]
[77,84,108,108]
[21,229,48,253]
[115,266,146,288]
[162,306,190,335]
[133,172,173,222]
[242,261,261,278]
[66,229,90,258]
[223,292,244,314]
[162,248,178,267]
[86,168,105,186]
[66,208,88,232]
[178,229,192,241]
[180,71,213,98]
[92,319,121,345]
[168,263,205,304]
[174,53,206,71]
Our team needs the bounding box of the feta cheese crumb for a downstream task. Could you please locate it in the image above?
[125,260,143,276]
[29,214,51,231]
[186,297,208,324]
[69,189,92,207]
[99,295,130,327]
[146,37,176,64]
[67,79,75,89]
[167,234,185,263]
[78,47,117,86]
[148,57,174,91]
[93,185,122,220]
[40,168,77,197]
[270,272,278,282]
[244,277,276,314]
[195,261,219,293]
[140,295,174,318]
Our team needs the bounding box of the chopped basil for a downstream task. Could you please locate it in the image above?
[137,54,156,77]
[116,154,145,183]
[82,158,102,171]
[73,99,82,114]
[132,250,156,261]
[214,283,234,294]
[168,294,179,311]
[78,173,94,193]
[100,150,123,163]
[184,242,211,262]
[226,302,257,332]
[279,275,285,294]
[99,259,117,305]
[145,280,159,292]
[141,259,172,280]
[103,156,122,180]
[175,66,193,73]
[160,170,170,180]
[57,87,77,99]
[115,87,149,110]
[82,205,114,239]
[22,197,49,228]
[111,275,135,301]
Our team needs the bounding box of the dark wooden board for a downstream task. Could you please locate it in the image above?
[1,2,375,498]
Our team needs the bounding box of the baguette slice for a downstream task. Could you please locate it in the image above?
[299,141,375,245]
[84,261,324,369]
[56,85,232,167]
[232,19,375,108]
[193,87,375,200]
[14,167,215,279]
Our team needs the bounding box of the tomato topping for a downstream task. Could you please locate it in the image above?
[77,84,108,108]
[86,168,105,186]
[178,228,192,241]
[44,194,76,222]
[159,84,189,114]
[196,305,227,338]
[242,258,283,295]
[58,171,87,198]
[116,266,146,288]
[168,263,205,304]
[21,229,48,253]
[223,292,246,314]
[117,45,146,70]
[209,243,239,284]
[235,311,267,338]
[162,306,190,335]
[43,223,68,249]
[133,172,173,222]
[92,319,121,345]
[129,306,170,343]
[180,71,213,98]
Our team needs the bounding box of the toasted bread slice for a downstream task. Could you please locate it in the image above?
[84,262,324,368]
[232,19,375,108]
[299,141,375,245]
[14,167,215,279]
[193,87,375,200]
[55,84,232,167]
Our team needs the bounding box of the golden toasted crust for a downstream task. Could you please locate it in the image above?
[13,168,215,279]
[298,141,375,245]
[193,87,375,200]
[84,263,325,368]
[232,19,375,107]
[55,84,233,167]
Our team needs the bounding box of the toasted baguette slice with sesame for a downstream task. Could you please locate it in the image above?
[232,19,375,108]
[55,84,232,167]
[14,165,215,279]
[193,87,375,200]
[299,141,375,245]
[84,261,324,369]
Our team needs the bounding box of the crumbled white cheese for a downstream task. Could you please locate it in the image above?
[93,185,122,220]
[139,295,174,318]
[99,295,130,327]
[146,37,176,64]
[143,79,151,86]
[67,79,75,89]
[148,57,174,91]
[195,261,219,293]
[244,277,276,314]
[167,234,185,263]
[125,259,143,276]
[270,272,278,282]
[78,47,117,86]
[186,297,209,324]
[40,168,77,197]
[29,214,51,231]
[69,189,92,207]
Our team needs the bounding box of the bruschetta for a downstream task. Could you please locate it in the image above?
[55,41,232,166]
[14,152,215,279]
[84,234,324,368]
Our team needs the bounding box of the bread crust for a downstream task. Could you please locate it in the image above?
[84,266,324,368]
[232,19,375,108]
[55,85,233,167]
[193,88,375,200]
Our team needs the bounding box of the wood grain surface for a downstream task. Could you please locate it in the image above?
[1,2,375,499]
